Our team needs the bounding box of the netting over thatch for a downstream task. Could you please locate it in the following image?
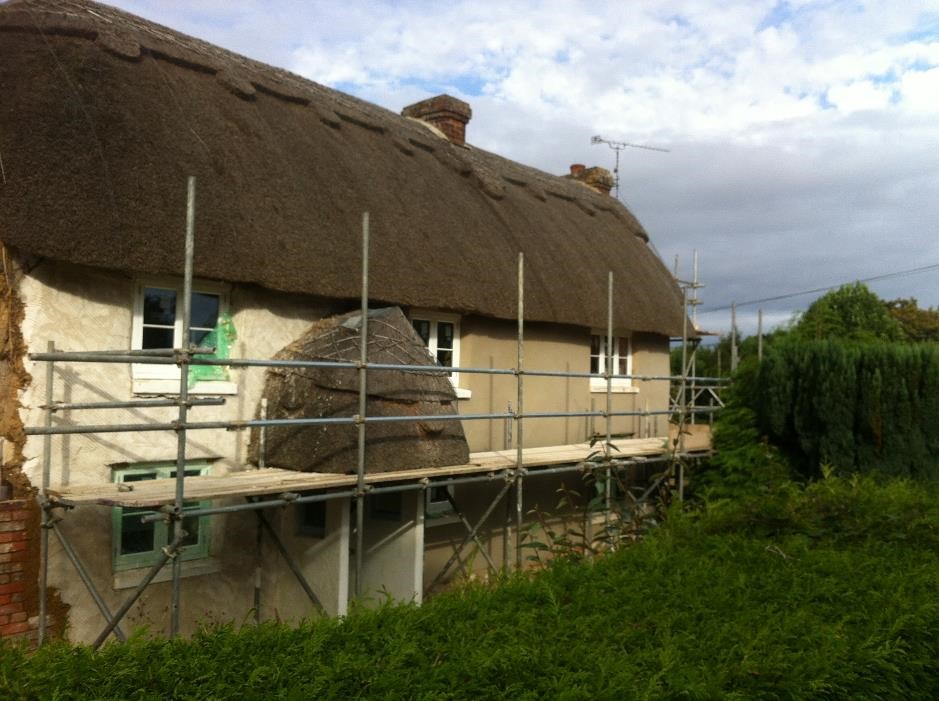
[248,307,469,474]
[0,0,685,336]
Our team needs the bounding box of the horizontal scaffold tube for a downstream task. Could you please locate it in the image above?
[28,351,727,385]
[24,405,718,437]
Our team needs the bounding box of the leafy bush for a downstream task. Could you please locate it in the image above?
[751,339,939,479]
[4,477,939,700]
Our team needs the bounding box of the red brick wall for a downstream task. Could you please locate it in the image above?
[0,499,38,645]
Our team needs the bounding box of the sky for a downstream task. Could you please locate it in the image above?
[102,0,939,337]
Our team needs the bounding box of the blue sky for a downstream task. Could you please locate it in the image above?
[105,0,939,336]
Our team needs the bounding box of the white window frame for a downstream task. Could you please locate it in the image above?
[589,332,636,393]
[408,310,471,399]
[130,277,236,395]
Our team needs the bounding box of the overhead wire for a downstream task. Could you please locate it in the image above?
[700,261,939,314]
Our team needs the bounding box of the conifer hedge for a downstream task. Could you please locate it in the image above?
[751,340,939,479]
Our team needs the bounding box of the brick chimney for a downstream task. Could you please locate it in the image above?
[565,165,614,196]
[401,94,472,146]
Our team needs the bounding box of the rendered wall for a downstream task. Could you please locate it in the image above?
[17,260,350,642]
[458,316,672,452]
[14,259,674,639]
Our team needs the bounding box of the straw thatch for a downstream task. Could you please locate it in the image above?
[248,307,469,473]
[0,0,685,336]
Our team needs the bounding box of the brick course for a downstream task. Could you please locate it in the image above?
[0,499,42,646]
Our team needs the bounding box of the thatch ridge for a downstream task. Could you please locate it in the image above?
[0,0,685,335]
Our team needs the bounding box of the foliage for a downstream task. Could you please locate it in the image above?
[688,359,794,499]
[886,297,939,342]
[750,339,939,480]
[521,439,666,564]
[789,282,904,343]
[4,477,939,699]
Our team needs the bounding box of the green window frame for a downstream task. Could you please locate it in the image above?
[111,462,211,572]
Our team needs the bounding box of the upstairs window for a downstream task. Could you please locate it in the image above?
[410,311,470,398]
[131,279,235,394]
[589,334,633,392]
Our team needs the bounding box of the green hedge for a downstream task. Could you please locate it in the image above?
[4,477,939,700]
[752,340,939,479]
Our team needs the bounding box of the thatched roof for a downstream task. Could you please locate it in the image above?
[0,0,685,336]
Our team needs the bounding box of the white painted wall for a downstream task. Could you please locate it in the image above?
[18,260,351,642]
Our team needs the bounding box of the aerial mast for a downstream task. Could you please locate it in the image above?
[590,135,669,200]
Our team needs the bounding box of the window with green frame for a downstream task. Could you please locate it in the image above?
[111,462,211,571]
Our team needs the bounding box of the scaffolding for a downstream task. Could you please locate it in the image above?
[26,177,719,647]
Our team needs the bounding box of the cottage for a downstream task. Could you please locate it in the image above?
[0,0,694,645]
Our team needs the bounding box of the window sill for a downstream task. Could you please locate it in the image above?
[454,387,472,400]
[425,513,461,527]
[589,384,639,394]
[112,557,220,590]
[132,379,238,395]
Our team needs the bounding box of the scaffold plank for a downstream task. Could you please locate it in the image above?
[46,435,705,508]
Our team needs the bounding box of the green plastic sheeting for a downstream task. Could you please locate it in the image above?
[189,313,237,386]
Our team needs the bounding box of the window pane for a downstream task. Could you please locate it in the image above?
[412,319,431,345]
[181,508,200,547]
[142,327,174,349]
[120,508,156,555]
[590,335,602,356]
[190,293,220,330]
[189,328,212,347]
[429,486,450,504]
[436,349,453,368]
[298,501,327,537]
[143,288,177,326]
[437,322,454,349]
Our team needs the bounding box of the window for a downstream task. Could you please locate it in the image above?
[296,499,327,538]
[131,279,235,394]
[369,491,403,521]
[589,334,633,392]
[425,484,459,526]
[410,311,470,398]
[111,462,211,572]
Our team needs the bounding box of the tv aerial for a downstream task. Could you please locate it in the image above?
[590,135,669,200]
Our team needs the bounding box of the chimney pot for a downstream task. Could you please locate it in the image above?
[401,94,472,146]
[570,163,586,176]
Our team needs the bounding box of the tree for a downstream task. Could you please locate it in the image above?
[790,283,904,343]
[885,298,939,343]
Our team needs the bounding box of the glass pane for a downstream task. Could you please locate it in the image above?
[189,328,212,346]
[143,288,177,326]
[142,327,174,350]
[412,319,430,345]
[590,335,602,355]
[190,293,220,330]
[181,508,200,547]
[120,508,156,555]
[436,349,453,368]
[437,322,454,349]
[590,355,600,374]
[429,486,450,504]
[618,355,628,376]
[299,502,327,535]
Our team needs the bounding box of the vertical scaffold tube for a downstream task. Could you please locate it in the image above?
[515,252,524,570]
[355,212,370,598]
[605,272,613,536]
[38,340,54,646]
[170,176,196,637]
